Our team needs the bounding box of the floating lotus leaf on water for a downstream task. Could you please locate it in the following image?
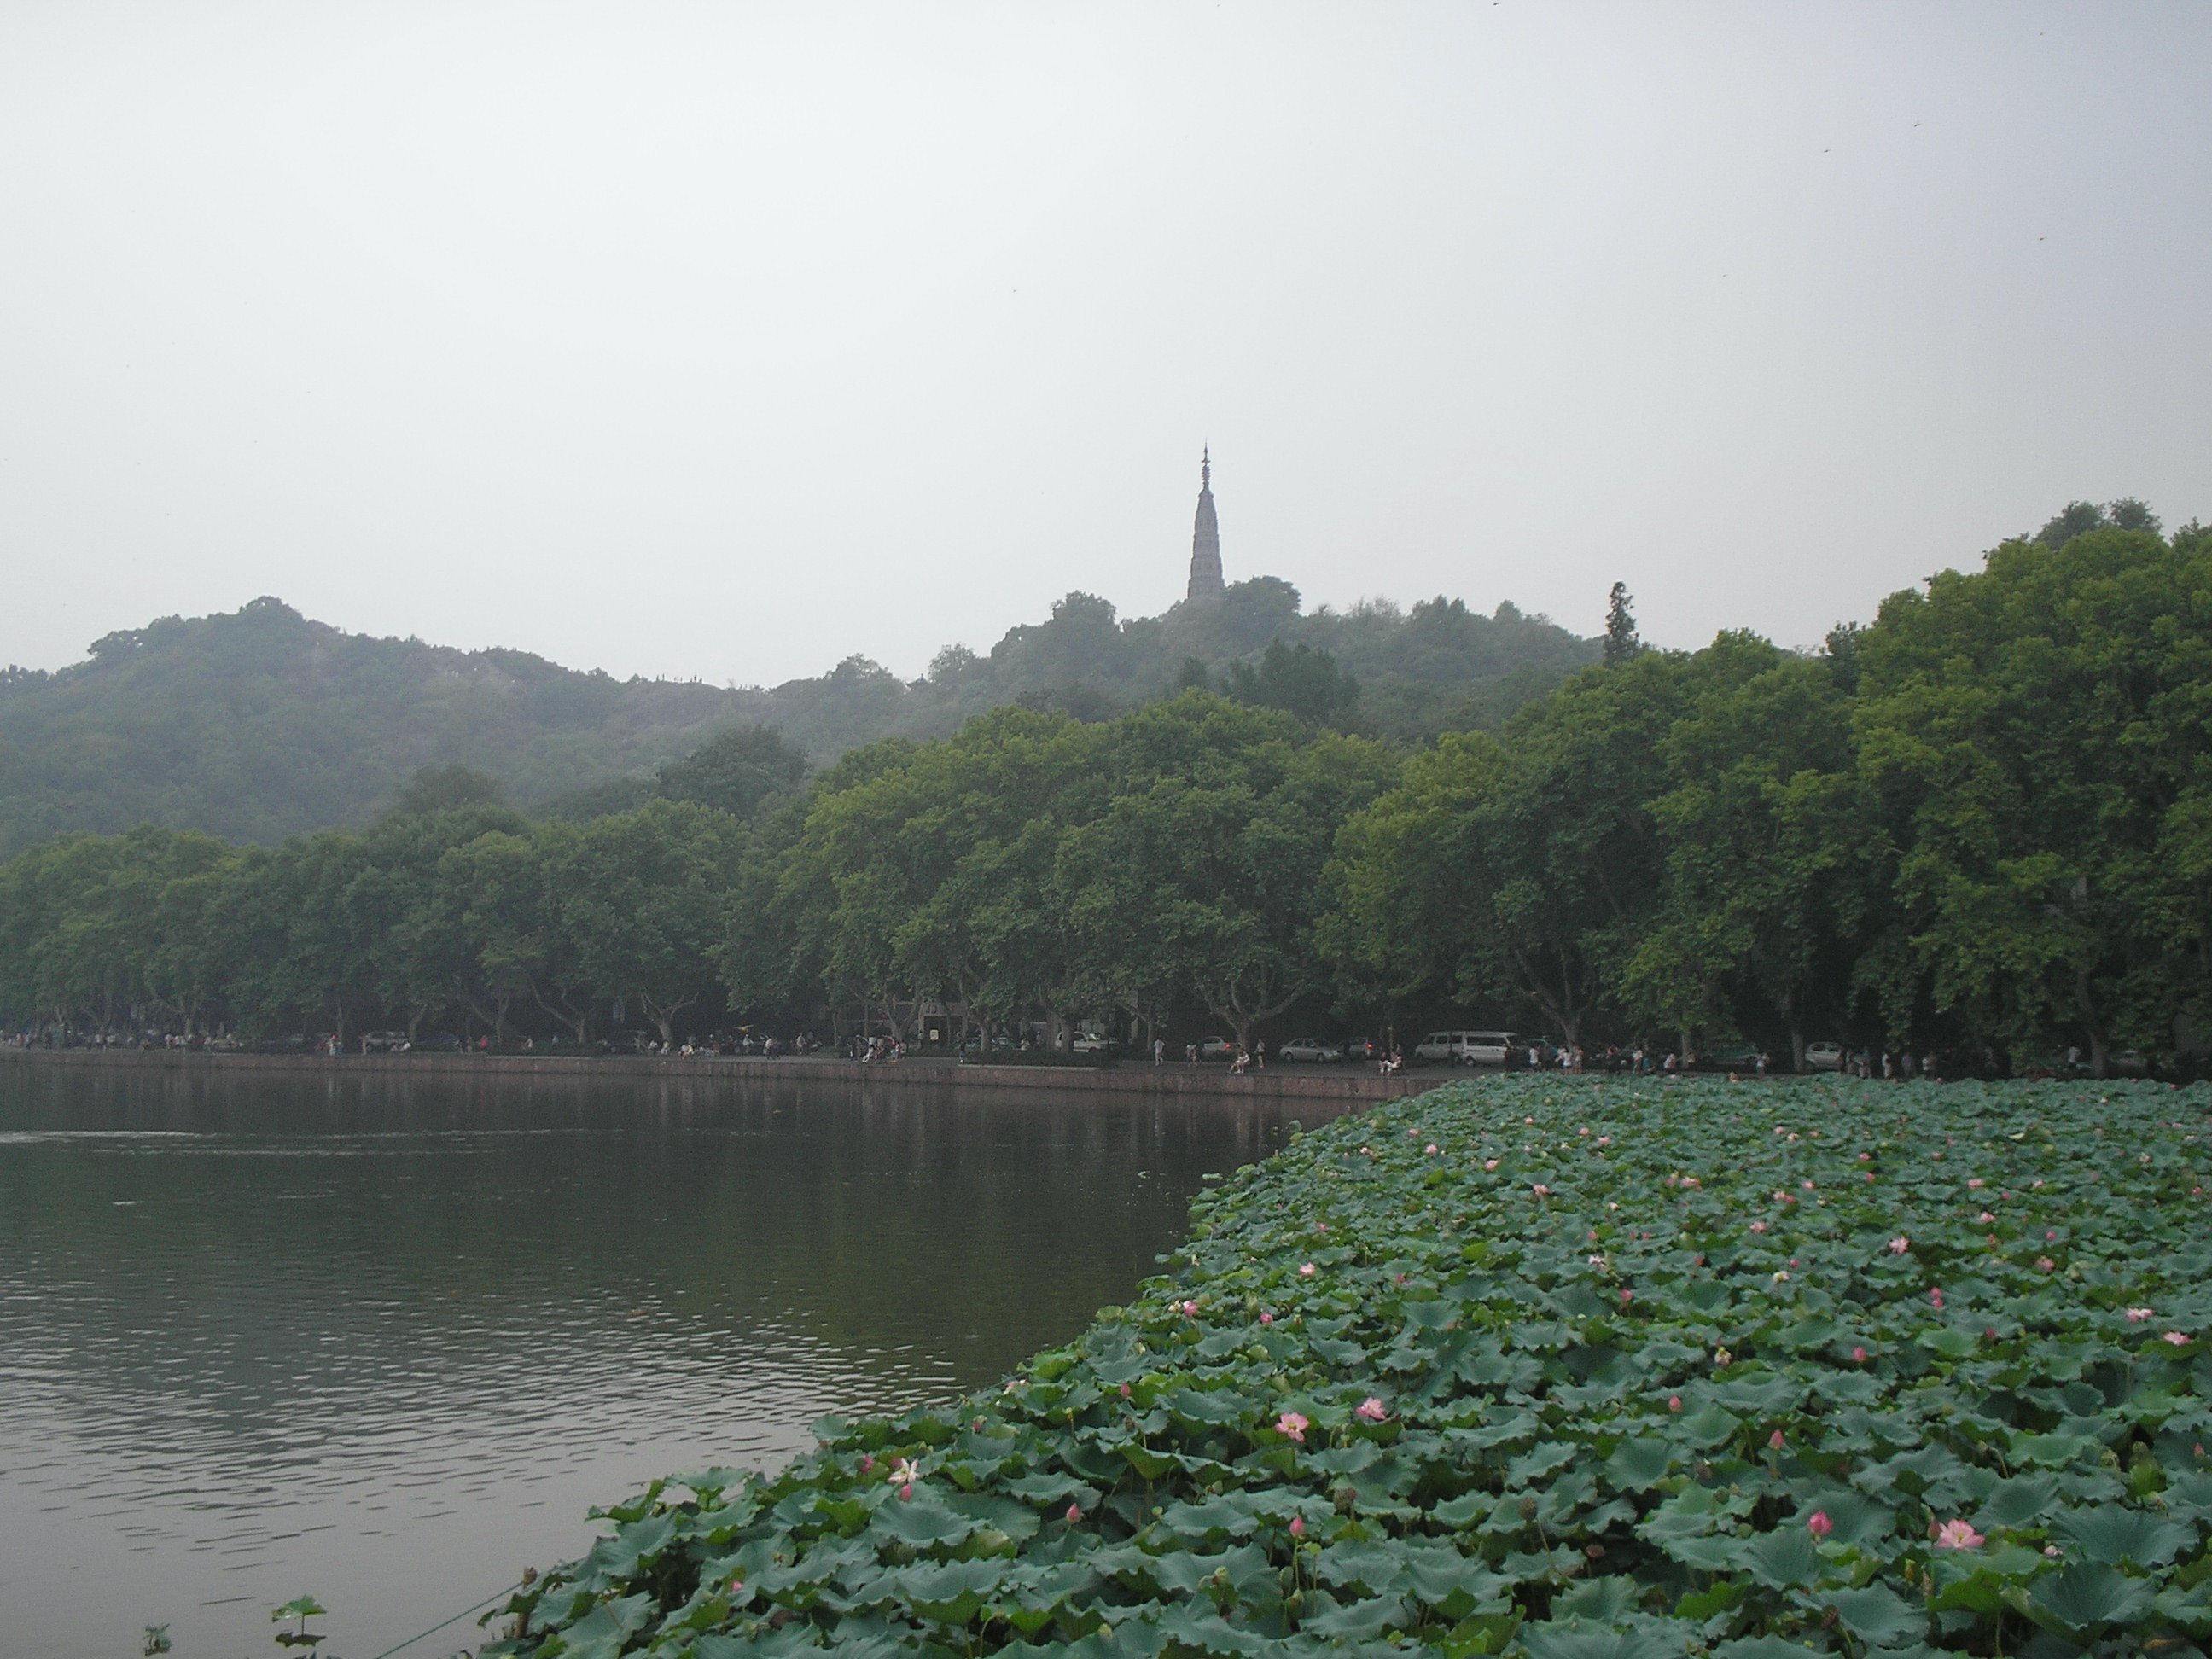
[483,1077,2212,1658]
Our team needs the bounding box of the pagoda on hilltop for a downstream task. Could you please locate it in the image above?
[1186,448,1225,602]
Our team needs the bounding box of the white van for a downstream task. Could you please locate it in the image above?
[1413,1030,1516,1065]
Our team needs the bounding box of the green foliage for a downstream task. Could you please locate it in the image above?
[485,1075,2212,1658]
[4,509,2207,1069]
[1224,640,1360,725]
[651,725,808,821]
[1852,527,2212,1068]
[0,583,1590,853]
[1324,516,2212,1068]
[389,763,506,817]
[271,1593,327,1651]
[0,597,740,855]
[1604,582,1642,666]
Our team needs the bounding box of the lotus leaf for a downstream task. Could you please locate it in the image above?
[486,1078,2212,1659]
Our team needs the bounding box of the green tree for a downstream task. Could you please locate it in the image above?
[654,726,807,820]
[1326,655,1690,1045]
[390,765,506,817]
[1221,640,1359,725]
[559,800,746,1047]
[1618,636,1874,1068]
[1854,526,2212,1072]
[1602,582,1642,665]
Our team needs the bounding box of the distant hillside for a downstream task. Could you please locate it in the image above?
[0,583,1594,853]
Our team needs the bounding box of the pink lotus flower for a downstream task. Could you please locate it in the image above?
[1934,1519,1985,1551]
[2163,1331,2191,1347]
[1977,1211,1995,1224]
[1484,1158,1500,1171]
[1967,1178,1985,1190]
[1807,1510,1833,1538]
[1532,1184,1551,1197]
[1424,1144,1439,1155]
[1620,1288,1633,1304]
[1888,1237,1911,1255]
[1299,1263,1317,1278]
[1355,1396,1389,1423]
[1668,1395,1683,1412]
[2126,1307,2154,1322]
[1067,1502,1082,1522]
[859,1453,875,1473]
[1259,1312,1273,1325]
[899,1482,914,1500]
[1120,1382,1132,1397]
[889,1456,921,1487]
[2036,1256,2056,1272]
[1768,1429,1785,1450]
[1289,1514,1305,1536]
[1182,1300,1200,1317]
[1276,1410,1309,1444]
[1930,1287,1945,1311]
[1749,1220,1769,1233]
[1852,1345,1868,1364]
[1714,1348,1732,1367]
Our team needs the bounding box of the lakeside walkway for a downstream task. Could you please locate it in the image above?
[0,1045,1435,1103]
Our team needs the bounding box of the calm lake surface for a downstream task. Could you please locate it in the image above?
[0,1062,1355,1658]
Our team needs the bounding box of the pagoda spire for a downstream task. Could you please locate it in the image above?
[1185,448,1224,602]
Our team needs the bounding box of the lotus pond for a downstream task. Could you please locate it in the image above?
[495,1076,2212,1659]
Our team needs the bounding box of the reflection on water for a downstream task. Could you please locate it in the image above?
[0,1064,1352,1657]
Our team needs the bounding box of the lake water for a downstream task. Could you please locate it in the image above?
[0,1062,1351,1658]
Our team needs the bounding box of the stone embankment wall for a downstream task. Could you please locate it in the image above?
[0,1046,1435,1103]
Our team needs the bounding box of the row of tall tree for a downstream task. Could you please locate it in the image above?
[3,521,2207,1074]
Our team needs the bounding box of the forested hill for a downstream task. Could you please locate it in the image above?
[0,582,1592,853]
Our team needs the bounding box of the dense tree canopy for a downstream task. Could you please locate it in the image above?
[0,579,1592,854]
[3,515,2206,1075]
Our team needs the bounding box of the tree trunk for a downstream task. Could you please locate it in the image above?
[1790,1022,1805,1075]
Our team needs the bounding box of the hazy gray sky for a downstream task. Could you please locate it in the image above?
[3,3,2206,686]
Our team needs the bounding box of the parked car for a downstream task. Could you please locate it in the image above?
[362,1030,411,1053]
[1413,1030,1516,1065]
[1196,1036,1237,1062]
[1706,1043,1764,1070]
[958,1033,1020,1056]
[1804,1040,1845,1072]
[1070,1032,1120,1055]
[1278,1037,1344,1064]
